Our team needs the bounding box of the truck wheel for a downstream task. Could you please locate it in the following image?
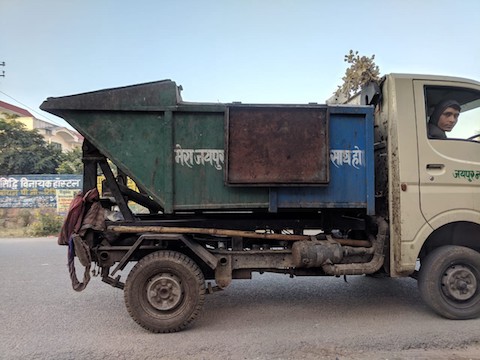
[418,245,480,319]
[124,250,205,333]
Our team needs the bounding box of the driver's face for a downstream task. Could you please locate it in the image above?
[437,107,460,132]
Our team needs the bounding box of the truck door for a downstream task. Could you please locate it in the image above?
[413,80,480,227]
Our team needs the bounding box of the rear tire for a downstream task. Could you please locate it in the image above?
[124,250,205,333]
[418,245,480,319]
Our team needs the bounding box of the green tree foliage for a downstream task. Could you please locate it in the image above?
[335,50,381,99]
[56,147,83,174]
[2,112,21,121]
[0,117,62,174]
[28,210,63,236]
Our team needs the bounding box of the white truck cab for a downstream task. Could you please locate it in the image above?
[375,74,480,319]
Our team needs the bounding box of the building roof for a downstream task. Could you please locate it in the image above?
[0,100,34,117]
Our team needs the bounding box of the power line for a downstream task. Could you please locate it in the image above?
[0,90,67,128]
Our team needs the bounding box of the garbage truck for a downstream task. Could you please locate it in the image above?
[40,73,480,333]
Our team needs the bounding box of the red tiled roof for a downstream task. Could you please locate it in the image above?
[0,100,33,117]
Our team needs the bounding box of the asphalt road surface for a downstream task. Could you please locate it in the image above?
[1,237,479,360]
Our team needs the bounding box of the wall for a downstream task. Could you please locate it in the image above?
[0,174,82,214]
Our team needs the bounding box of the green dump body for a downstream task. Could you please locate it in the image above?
[40,80,374,215]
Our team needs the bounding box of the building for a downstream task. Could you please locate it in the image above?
[0,100,82,152]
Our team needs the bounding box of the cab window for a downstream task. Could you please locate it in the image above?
[425,86,480,141]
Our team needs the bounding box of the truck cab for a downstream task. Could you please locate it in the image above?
[374,74,480,319]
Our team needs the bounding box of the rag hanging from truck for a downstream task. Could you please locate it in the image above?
[58,188,105,291]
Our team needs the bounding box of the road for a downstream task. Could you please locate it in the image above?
[0,237,479,360]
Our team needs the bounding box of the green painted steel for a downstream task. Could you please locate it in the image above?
[40,80,268,213]
[172,111,268,211]
[64,111,175,212]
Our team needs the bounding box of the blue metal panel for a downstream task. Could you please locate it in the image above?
[274,106,375,214]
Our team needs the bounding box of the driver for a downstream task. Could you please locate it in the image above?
[428,99,461,139]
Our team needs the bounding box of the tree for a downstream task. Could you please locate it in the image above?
[1,112,21,121]
[0,118,62,174]
[335,50,381,100]
[56,147,83,174]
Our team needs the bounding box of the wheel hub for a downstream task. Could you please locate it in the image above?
[442,265,477,301]
[147,273,183,311]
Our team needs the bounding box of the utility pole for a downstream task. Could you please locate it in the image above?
[0,61,5,77]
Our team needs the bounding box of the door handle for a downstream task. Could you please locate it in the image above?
[426,164,445,170]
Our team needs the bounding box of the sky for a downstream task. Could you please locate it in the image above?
[1,0,480,129]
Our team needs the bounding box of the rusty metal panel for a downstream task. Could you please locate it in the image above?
[226,105,329,185]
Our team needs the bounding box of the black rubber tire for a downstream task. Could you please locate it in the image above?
[124,250,205,333]
[418,245,480,320]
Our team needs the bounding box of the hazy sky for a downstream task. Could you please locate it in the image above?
[1,0,480,128]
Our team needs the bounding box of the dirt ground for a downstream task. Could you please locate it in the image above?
[296,344,480,360]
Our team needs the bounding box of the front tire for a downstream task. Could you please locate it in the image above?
[418,245,480,319]
[124,250,206,333]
